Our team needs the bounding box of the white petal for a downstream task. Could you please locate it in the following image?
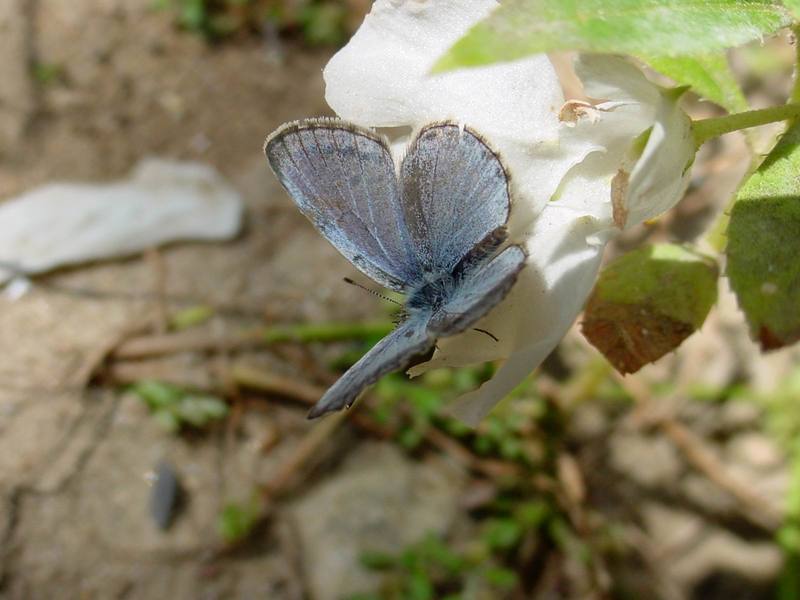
[623,88,694,227]
[325,0,562,142]
[443,209,610,425]
[576,54,660,107]
[324,0,571,214]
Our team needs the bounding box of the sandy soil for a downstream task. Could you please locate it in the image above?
[0,2,797,599]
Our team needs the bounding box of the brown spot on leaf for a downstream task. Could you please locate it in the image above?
[581,301,694,375]
[611,169,630,229]
[758,325,800,351]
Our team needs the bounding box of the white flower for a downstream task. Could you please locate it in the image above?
[324,0,695,425]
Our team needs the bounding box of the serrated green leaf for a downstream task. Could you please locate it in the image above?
[582,244,718,374]
[727,121,800,349]
[645,53,749,113]
[433,0,791,72]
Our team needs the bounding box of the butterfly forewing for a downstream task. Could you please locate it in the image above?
[401,124,511,276]
[265,119,421,291]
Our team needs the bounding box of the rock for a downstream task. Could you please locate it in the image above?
[610,432,683,488]
[717,400,761,432]
[290,442,465,600]
[682,474,738,516]
[149,461,182,530]
[641,502,783,591]
[0,159,243,283]
[725,432,784,471]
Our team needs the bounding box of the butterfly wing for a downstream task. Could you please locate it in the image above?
[307,316,434,419]
[265,119,421,291]
[400,123,511,276]
[428,245,526,337]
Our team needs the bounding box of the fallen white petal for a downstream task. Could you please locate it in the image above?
[0,158,243,283]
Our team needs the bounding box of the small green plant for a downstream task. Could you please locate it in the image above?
[754,370,800,599]
[169,304,214,330]
[217,499,260,543]
[153,0,351,44]
[32,62,64,86]
[130,380,228,432]
[348,533,519,600]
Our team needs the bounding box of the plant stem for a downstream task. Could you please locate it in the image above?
[693,103,800,148]
[703,26,800,252]
[261,320,393,344]
[792,26,800,105]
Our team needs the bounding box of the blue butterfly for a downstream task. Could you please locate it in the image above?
[264,119,525,418]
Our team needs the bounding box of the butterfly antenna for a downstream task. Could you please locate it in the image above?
[473,327,499,342]
[343,277,402,306]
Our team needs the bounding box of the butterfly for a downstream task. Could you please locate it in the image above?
[264,119,526,418]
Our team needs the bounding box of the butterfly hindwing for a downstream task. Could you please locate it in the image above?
[307,315,435,418]
[400,124,511,275]
[265,119,421,291]
[428,245,526,337]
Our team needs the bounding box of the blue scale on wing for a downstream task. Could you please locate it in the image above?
[429,245,527,337]
[265,120,421,291]
[400,124,510,276]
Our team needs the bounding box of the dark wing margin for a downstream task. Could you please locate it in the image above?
[307,316,434,419]
[400,123,511,276]
[265,118,420,291]
[428,245,526,337]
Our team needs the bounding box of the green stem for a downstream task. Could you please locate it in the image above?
[704,26,800,252]
[791,26,800,105]
[693,103,800,148]
[261,320,394,344]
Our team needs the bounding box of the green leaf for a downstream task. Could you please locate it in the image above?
[727,121,800,350]
[175,395,229,427]
[153,409,181,433]
[514,501,551,529]
[484,566,519,590]
[169,304,214,330]
[483,518,522,550]
[582,244,719,374]
[217,502,258,544]
[359,550,398,570]
[433,0,791,72]
[783,0,800,20]
[130,380,183,409]
[645,54,749,113]
[406,570,435,600]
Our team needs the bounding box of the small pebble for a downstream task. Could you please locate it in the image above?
[150,460,181,530]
